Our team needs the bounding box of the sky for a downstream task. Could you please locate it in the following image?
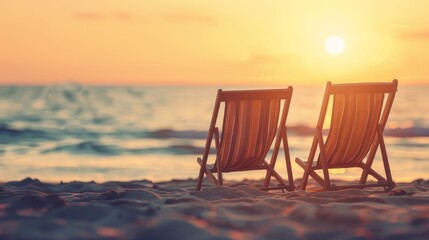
[1,1,429,86]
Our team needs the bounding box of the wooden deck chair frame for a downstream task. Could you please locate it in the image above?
[296,80,398,191]
[196,88,295,191]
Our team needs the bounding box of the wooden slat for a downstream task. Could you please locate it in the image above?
[359,162,385,181]
[263,160,288,187]
[295,157,307,168]
[219,88,292,101]
[261,186,294,191]
[311,163,362,170]
[215,165,267,173]
[329,80,397,94]
[335,183,390,190]
[197,157,219,186]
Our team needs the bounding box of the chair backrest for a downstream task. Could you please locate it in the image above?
[210,88,292,170]
[317,80,398,166]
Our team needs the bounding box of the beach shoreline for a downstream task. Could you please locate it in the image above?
[0,177,428,239]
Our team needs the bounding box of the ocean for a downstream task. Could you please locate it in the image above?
[0,83,428,183]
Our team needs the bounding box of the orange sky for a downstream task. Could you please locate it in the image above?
[1,1,429,85]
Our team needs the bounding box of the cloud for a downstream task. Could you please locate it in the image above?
[399,30,429,40]
[247,53,286,65]
[72,10,215,25]
[163,13,216,24]
[194,52,302,83]
[112,11,132,21]
[72,11,134,21]
[73,12,104,21]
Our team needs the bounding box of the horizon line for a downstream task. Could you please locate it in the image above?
[0,80,428,87]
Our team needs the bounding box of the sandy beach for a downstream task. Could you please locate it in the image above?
[0,177,427,239]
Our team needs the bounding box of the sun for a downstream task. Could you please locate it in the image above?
[325,36,345,55]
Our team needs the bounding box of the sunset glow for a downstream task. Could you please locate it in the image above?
[325,36,345,55]
[1,1,429,85]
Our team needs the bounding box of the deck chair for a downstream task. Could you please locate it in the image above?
[196,88,295,191]
[296,80,398,191]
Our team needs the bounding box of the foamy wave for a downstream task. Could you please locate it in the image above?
[384,127,429,137]
[148,126,429,138]
[1,124,428,145]
[41,141,208,156]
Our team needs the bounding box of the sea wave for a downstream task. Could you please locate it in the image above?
[40,141,208,156]
[1,124,429,145]
[0,124,60,143]
[125,126,429,139]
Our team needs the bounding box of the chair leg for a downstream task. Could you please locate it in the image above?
[263,169,272,188]
[263,163,274,186]
[213,128,223,186]
[217,172,223,186]
[321,168,331,191]
[263,127,285,188]
[359,127,394,190]
[295,158,311,190]
[196,158,205,191]
[359,138,379,184]
[300,170,310,190]
[282,130,295,189]
[378,126,394,188]
[316,130,331,191]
